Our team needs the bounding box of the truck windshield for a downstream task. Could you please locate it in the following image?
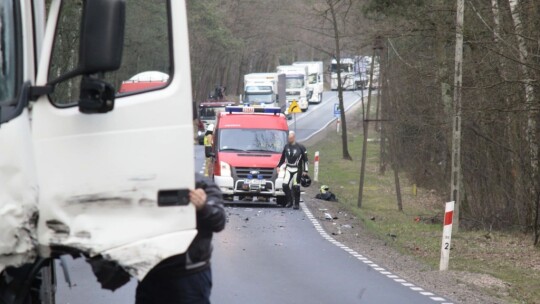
[219,129,287,153]
[200,106,226,120]
[245,85,272,93]
[286,77,304,89]
[245,93,273,105]
[0,0,17,103]
[308,73,317,84]
[331,63,353,73]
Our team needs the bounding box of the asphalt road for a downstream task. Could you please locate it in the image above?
[55,90,449,303]
[290,90,366,142]
[210,205,437,304]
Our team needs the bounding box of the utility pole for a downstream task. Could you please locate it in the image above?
[358,37,384,208]
[450,0,464,232]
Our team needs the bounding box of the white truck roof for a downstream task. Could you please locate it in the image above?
[129,71,170,81]
[293,61,323,73]
[276,65,307,75]
[331,58,355,64]
[244,73,277,79]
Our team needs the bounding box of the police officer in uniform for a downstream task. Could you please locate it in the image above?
[277,131,308,209]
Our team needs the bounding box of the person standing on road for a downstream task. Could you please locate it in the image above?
[136,174,226,304]
[277,131,308,210]
[204,124,214,177]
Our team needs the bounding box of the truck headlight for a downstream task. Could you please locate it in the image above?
[220,161,232,177]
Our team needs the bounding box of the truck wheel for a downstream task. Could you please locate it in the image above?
[276,196,287,207]
[0,258,56,304]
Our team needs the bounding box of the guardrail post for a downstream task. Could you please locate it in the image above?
[440,201,455,271]
[314,151,320,182]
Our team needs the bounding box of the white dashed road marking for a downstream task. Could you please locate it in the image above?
[300,202,454,304]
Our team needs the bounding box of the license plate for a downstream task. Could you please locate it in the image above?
[245,179,265,185]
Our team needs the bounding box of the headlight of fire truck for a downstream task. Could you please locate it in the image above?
[220,161,232,177]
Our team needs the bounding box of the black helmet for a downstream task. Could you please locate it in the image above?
[301,174,312,187]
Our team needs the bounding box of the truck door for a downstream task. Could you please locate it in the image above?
[0,0,40,271]
[31,0,196,280]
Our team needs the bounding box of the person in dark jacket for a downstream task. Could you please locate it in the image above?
[136,174,226,304]
[276,131,308,210]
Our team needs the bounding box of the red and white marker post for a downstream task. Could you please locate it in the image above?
[439,201,455,271]
[313,151,320,182]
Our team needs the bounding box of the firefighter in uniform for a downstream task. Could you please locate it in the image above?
[277,131,308,209]
[204,124,214,176]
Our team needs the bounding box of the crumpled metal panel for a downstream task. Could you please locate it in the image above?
[0,110,39,273]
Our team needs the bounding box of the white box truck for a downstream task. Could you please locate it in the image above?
[293,61,324,103]
[1,0,197,300]
[243,73,278,107]
[276,65,309,111]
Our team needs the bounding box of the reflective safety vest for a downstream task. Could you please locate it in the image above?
[204,134,213,157]
[204,134,213,147]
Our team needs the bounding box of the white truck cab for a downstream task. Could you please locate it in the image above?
[292,61,324,103]
[243,73,278,107]
[1,0,196,301]
[242,73,279,107]
[330,58,356,91]
[276,65,309,111]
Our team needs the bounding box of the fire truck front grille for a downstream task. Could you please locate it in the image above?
[234,167,275,180]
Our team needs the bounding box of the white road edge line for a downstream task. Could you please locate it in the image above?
[298,94,364,142]
[299,202,453,303]
[289,95,339,125]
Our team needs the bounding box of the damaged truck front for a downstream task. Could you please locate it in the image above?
[0,0,197,302]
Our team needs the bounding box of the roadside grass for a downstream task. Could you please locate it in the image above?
[308,108,540,304]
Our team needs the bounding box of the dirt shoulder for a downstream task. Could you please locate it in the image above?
[303,190,505,304]
[300,97,539,304]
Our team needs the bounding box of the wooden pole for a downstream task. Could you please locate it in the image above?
[358,39,381,208]
[450,0,464,232]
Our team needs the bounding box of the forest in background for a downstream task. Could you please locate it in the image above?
[190,0,540,244]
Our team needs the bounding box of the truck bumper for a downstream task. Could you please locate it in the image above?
[213,176,285,197]
[299,98,309,110]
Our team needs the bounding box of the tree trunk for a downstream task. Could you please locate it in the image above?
[450,0,465,232]
[508,0,540,242]
[329,0,352,161]
[379,47,388,175]
[490,0,521,223]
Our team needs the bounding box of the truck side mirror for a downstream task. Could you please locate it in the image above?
[78,0,126,75]
[78,0,126,114]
